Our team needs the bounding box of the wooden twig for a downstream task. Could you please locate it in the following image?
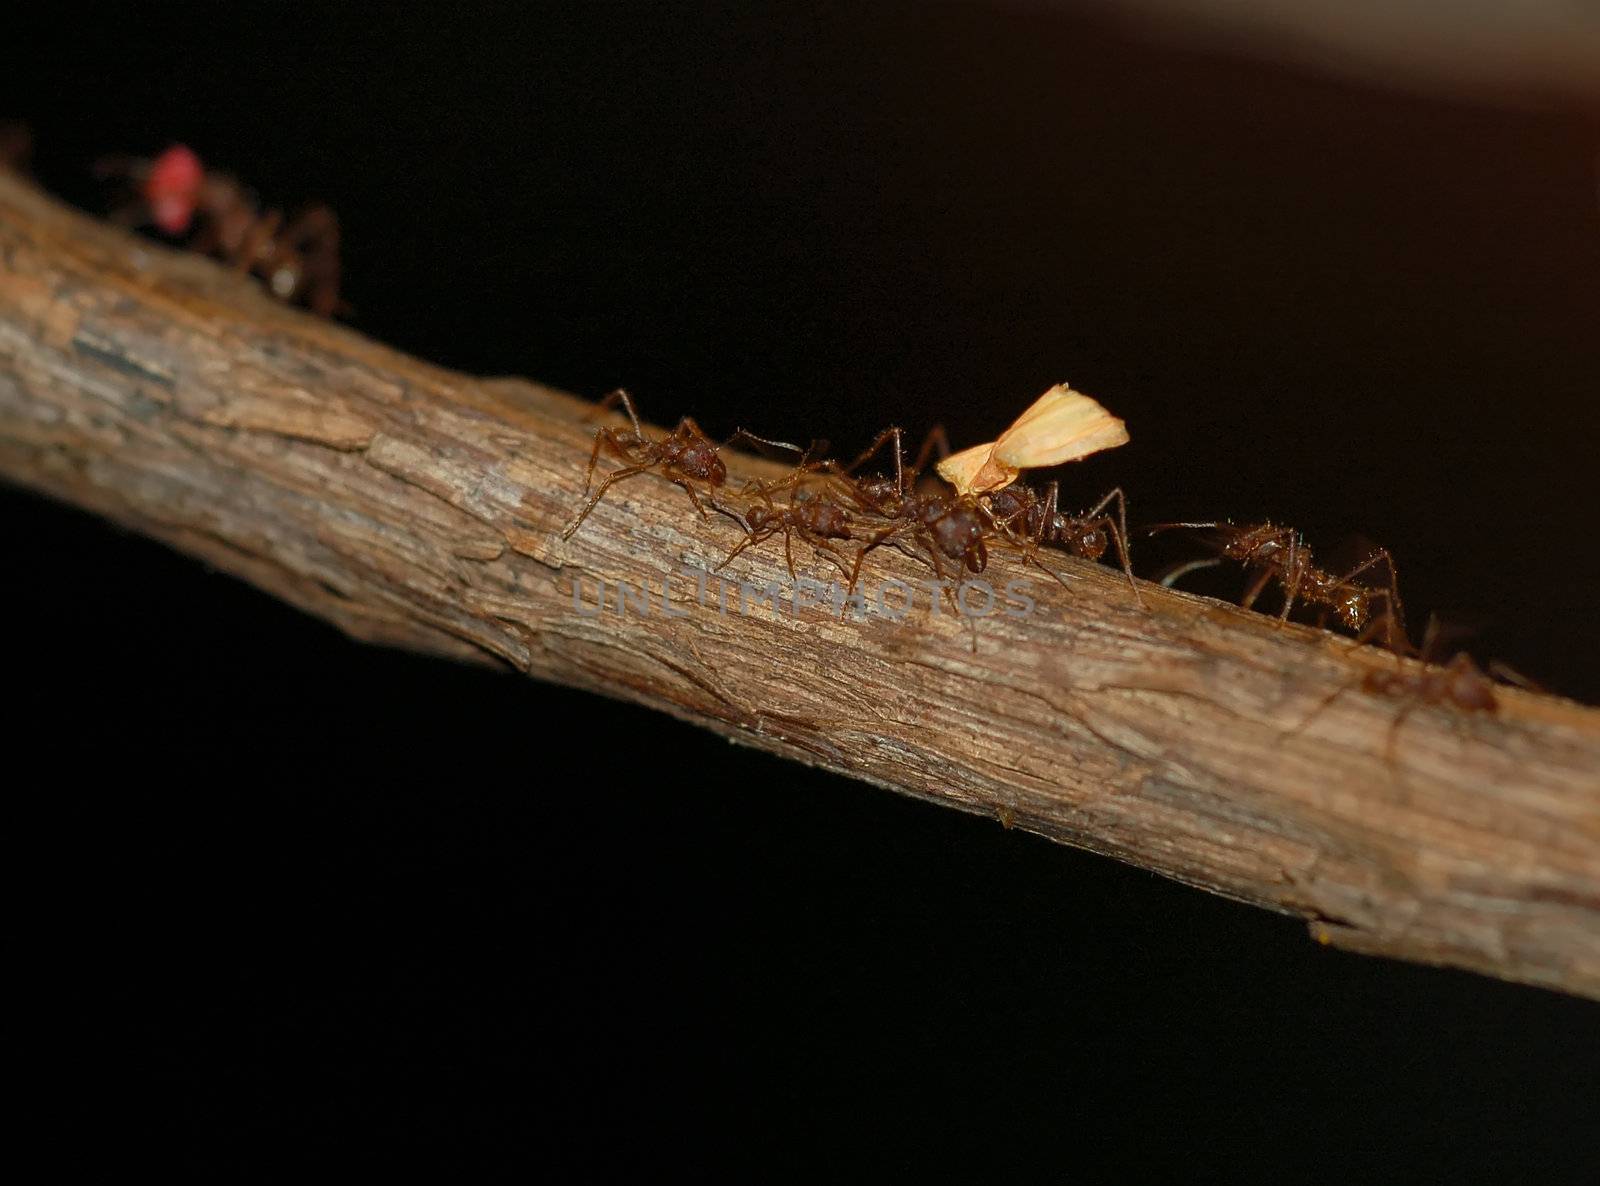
[2,170,1597,999]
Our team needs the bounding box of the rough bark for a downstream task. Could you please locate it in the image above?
[2,170,1598,1000]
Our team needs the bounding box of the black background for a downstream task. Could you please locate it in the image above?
[6,2,1599,1177]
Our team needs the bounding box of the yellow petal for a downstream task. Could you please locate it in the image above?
[991,384,1129,469]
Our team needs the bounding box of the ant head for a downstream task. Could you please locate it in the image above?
[746,504,774,530]
[144,144,204,235]
[1333,588,1370,633]
[987,484,1028,518]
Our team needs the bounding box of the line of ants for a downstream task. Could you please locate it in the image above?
[560,390,1140,620]
[558,389,1522,738]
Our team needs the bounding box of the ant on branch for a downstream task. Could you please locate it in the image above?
[1144,520,1407,650]
[835,425,1144,607]
[95,144,345,317]
[1287,616,1521,765]
[985,480,1143,604]
[710,483,856,581]
[829,425,995,593]
[562,388,809,541]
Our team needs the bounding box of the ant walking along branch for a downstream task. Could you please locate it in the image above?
[1144,521,1408,651]
[561,388,812,541]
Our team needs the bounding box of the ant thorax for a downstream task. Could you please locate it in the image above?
[662,431,727,486]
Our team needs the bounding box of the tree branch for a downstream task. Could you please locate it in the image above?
[3,170,1598,999]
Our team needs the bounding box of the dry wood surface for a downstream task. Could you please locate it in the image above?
[2,169,1597,999]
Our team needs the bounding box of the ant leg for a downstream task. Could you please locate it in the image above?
[562,463,650,539]
[1486,660,1542,691]
[1278,678,1357,742]
[782,522,800,581]
[805,533,857,584]
[910,424,953,473]
[1277,532,1307,624]
[848,524,903,598]
[580,427,638,499]
[1080,486,1143,607]
[1384,700,1423,769]
[1025,482,1058,565]
[1156,556,1224,588]
[845,426,906,487]
[674,477,711,520]
[591,388,645,440]
[715,527,775,572]
[1238,565,1277,613]
[1337,547,1408,653]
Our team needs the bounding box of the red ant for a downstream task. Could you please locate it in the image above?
[95,144,345,317]
[984,480,1142,604]
[710,483,856,582]
[836,428,1144,607]
[561,388,807,541]
[1144,520,1406,650]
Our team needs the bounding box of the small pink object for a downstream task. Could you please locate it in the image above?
[144,144,203,234]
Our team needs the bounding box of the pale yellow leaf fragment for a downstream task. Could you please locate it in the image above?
[992,384,1128,469]
[935,383,1129,496]
[936,441,1018,496]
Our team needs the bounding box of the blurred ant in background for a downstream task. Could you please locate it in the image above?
[1286,615,1528,765]
[95,143,345,317]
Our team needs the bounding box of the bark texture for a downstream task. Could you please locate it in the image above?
[2,170,1598,999]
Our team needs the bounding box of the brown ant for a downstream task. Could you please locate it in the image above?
[1144,520,1406,650]
[829,425,995,592]
[562,388,807,541]
[95,144,345,317]
[710,482,856,582]
[984,480,1143,604]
